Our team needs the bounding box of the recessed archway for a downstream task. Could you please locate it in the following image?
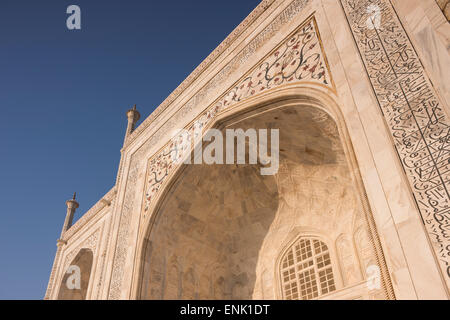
[57,248,93,300]
[136,95,391,300]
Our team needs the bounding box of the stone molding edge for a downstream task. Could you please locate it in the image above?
[44,245,63,299]
[123,0,277,147]
[45,226,102,300]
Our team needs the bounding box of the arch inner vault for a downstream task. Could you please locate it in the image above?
[138,103,387,300]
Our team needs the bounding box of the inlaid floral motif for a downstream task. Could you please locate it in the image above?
[143,16,332,212]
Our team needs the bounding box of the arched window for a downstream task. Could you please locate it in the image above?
[280,237,336,300]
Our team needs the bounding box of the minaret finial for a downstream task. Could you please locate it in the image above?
[61,192,79,237]
[124,104,141,145]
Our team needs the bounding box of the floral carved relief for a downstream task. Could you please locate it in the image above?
[143,15,333,214]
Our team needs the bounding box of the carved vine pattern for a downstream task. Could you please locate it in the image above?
[143,16,332,212]
[340,0,450,284]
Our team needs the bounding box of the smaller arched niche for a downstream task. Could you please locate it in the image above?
[57,248,93,300]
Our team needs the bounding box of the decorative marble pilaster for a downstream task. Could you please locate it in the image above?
[340,0,450,286]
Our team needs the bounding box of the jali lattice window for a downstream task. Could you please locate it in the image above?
[280,237,336,300]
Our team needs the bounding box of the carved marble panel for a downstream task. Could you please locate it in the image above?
[142,15,333,215]
[340,0,450,285]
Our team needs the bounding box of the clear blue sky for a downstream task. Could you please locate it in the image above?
[0,0,260,299]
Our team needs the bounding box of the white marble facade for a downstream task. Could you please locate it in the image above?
[46,0,450,300]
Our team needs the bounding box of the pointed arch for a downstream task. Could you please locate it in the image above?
[57,248,93,300]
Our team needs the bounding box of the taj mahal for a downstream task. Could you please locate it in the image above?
[46,0,450,300]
